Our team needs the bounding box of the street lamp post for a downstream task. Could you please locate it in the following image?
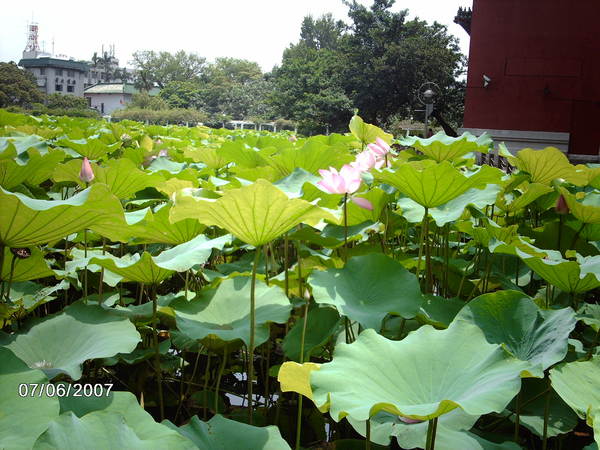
[423,88,435,137]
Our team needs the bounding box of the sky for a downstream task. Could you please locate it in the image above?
[1,0,472,72]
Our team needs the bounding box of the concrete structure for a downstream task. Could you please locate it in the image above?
[19,57,89,97]
[84,83,159,115]
[461,0,600,161]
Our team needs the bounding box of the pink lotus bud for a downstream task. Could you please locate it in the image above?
[555,194,569,215]
[375,137,391,152]
[289,135,298,142]
[158,149,168,158]
[351,196,373,210]
[79,157,95,183]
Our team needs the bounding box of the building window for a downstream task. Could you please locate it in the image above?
[55,69,63,76]
[67,85,74,93]
[40,68,45,75]
[55,84,63,92]
[87,97,92,107]
[67,70,74,77]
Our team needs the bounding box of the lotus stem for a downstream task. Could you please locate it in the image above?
[514,391,521,443]
[83,229,88,300]
[151,285,165,421]
[202,353,210,420]
[264,336,271,415]
[284,234,289,297]
[343,193,349,262]
[184,270,189,299]
[0,244,5,301]
[366,418,371,449]
[424,208,432,293]
[557,215,564,254]
[215,348,227,414]
[248,245,262,424]
[415,208,428,288]
[264,245,269,286]
[542,374,551,450]
[98,238,106,300]
[295,395,304,450]
[425,417,438,450]
[4,253,17,302]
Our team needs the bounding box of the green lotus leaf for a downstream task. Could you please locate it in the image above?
[90,252,174,284]
[57,137,122,160]
[349,115,393,146]
[499,182,554,212]
[398,184,501,226]
[345,188,390,226]
[266,140,353,177]
[550,356,600,445]
[516,249,600,294]
[506,378,578,438]
[282,306,340,362]
[417,295,464,328]
[170,179,334,246]
[90,234,231,284]
[387,407,520,450]
[4,302,140,380]
[131,205,207,244]
[152,234,232,272]
[217,140,268,168]
[1,246,54,282]
[172,277,291,347]
[165,414,291,450]
[50,391,194,449]
[53,158,164,199]
[309,253,423,330]
[273,167,320,198]
[559,188,600,224]
[309,323,527,422]
[399,132,492,162]
[0,135,49,159]
[578,304,600,332]
[6,280,69,313]
[508,147,587,186]
[375,161,502,208]
[0,347,60,449]
[0,158,28,189]
[183,147,228,169]
[455,290,576,377]
[0,184,124,247]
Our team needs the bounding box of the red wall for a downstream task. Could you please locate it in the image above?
[463,0,600,155]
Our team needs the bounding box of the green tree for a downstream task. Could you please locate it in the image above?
[271,41,352,134]
[45,93,88,110]
[300,13,346,50]
[131,50,206,90]
[0,62,44,108]
[340,0,465,125]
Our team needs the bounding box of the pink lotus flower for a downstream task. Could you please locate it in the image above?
[79,157,94,183]
[317,165,362,194]
[351,150,378,172]
[367,137,391,157]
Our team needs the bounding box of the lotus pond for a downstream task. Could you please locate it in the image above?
[0,109,599,450]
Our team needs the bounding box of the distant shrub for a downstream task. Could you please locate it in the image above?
[112,107,209,125]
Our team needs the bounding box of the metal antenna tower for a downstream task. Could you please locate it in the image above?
[25,22,40,52]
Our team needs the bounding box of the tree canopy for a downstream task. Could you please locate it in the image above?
[0,62,44,108]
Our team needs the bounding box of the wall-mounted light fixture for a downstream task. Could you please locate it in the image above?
[483,74,491,88]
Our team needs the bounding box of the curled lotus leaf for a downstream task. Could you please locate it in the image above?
[3,302,141,380]
[508,147,587,186]
[399,131,493,162]
[172,276,291,347]
[170,179,334,246]
[550,356,600,446]
[284,323,527,422]
[375,161,502,209]
[309,253,423,330]
[559,187,600,224]
[516,249,600,294]
[455,290,576,377]
[0,184,124,247]
[349,115,393,146]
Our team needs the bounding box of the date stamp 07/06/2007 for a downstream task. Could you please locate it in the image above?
[18,383,113,398]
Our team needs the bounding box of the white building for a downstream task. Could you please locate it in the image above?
[84,83,159,115]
